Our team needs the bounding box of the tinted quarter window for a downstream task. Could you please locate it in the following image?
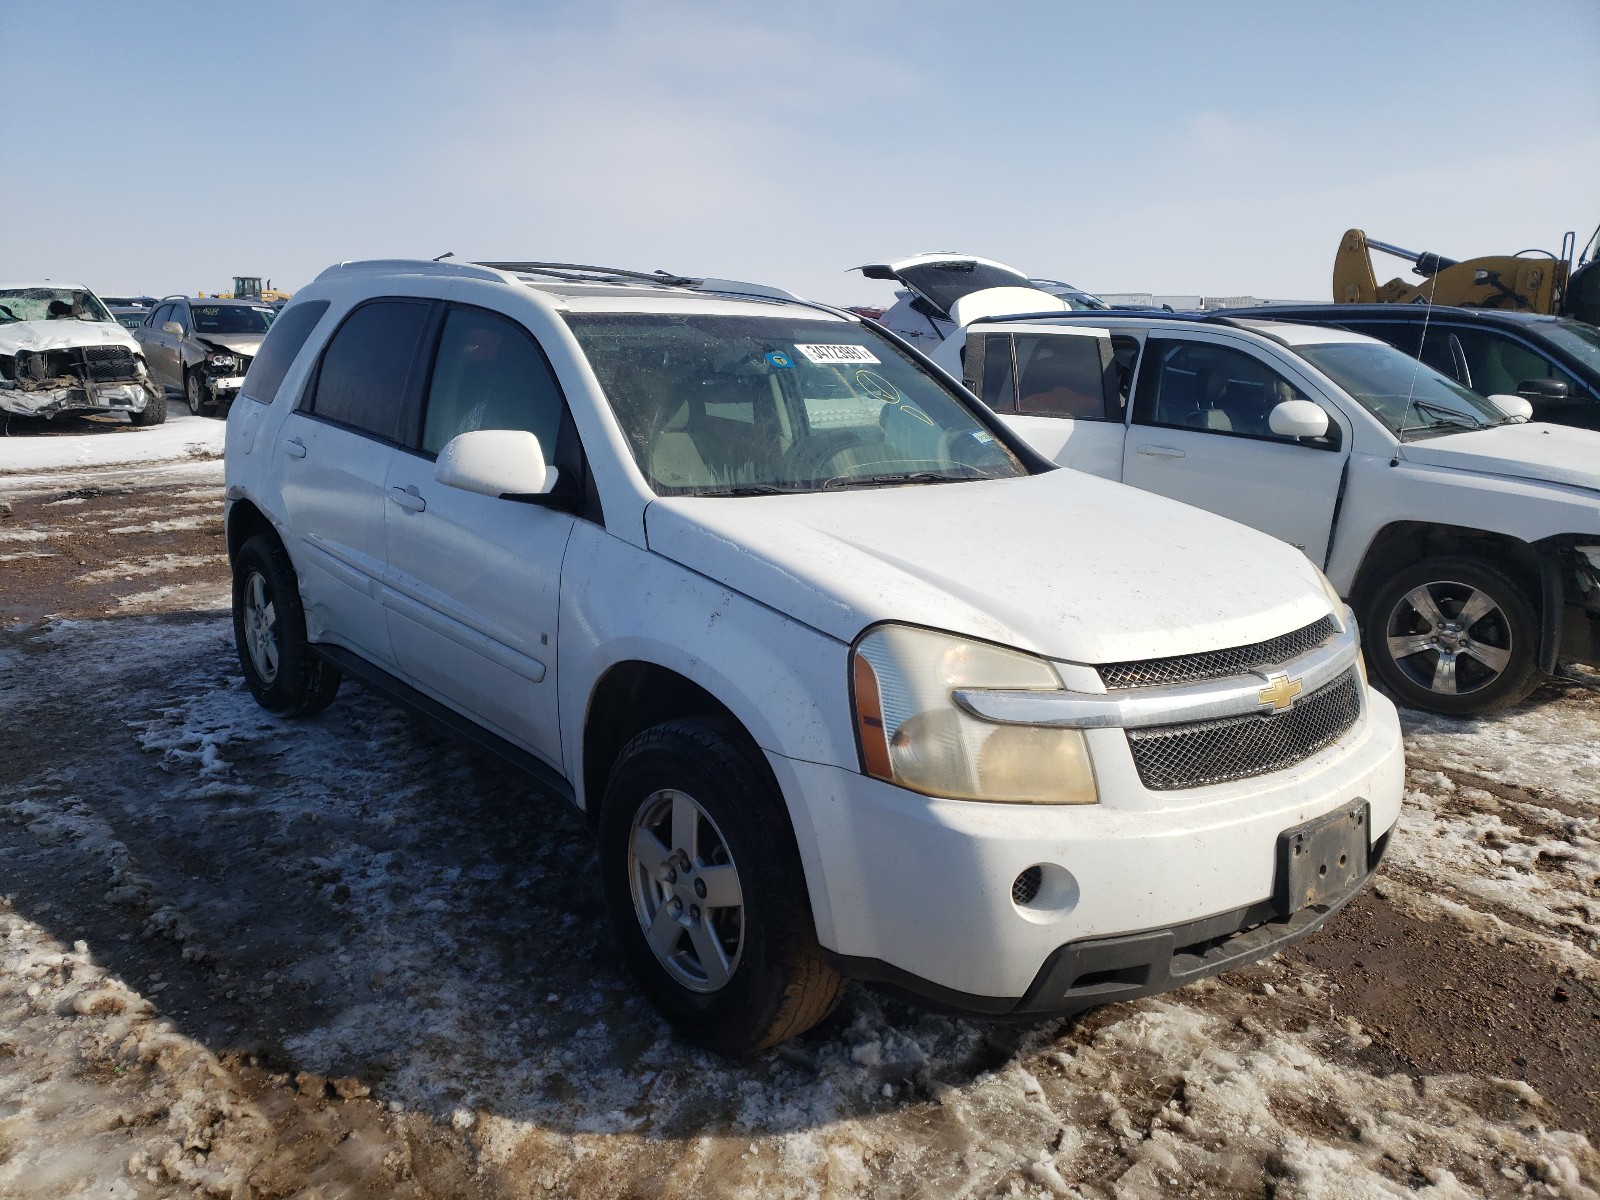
[307,300,430,441]
[1014,334,1109,419]
[980,333,1016,412]
[421,307,566,461]
[1132,339,1319,442]
[241,300,330,405]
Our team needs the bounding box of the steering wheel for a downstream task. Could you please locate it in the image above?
[783,431,869,483]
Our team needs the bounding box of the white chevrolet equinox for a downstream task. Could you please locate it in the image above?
[223,259,1405,1053]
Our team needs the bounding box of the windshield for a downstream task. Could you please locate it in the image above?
[1537,319,1600,375]
[0,287,114,325]
[190,304,275,335]
[1030,279,1112,311]
[1295,340,1504,437]
[564,312,1028,496]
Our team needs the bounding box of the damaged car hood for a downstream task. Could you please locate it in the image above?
[1399,422,1600,494]
[0,320,141,355]
[644,470,1333,665]
[196,334,264,357]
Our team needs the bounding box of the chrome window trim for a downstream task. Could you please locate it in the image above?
[953,611,1359,730]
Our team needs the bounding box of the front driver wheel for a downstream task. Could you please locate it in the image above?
[186,371,208,415]
[1363,556,1540,716]
[599,718,842,1054]
[231,534,341,716]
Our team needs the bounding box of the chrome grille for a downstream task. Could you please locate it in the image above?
[1126,668,1362,791]
[1098,616,1338,691]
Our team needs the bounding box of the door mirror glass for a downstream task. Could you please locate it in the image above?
[162,321,183,336]
[435,429,558,498]
[1267,399,1331,439]
[1516,377,1569,400]
[1486,393,1534,422]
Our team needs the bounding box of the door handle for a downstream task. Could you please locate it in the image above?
[388,485,426,513]
[1136,444,1185,460]
[282,437,307,459]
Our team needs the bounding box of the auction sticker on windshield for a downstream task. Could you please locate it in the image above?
[794,343,880,365]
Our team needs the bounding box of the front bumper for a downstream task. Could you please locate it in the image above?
[769,686,1404,1007]
[204,373,247,397]
[0,379,156,417]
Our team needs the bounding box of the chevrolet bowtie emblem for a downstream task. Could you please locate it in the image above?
[1258,674,1303,712]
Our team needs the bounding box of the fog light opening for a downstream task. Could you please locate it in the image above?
[1011,863,1080,917]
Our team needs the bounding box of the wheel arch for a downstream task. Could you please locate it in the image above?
[225,498,280,567]
[581,659,771,830]
[1350,521,1565,672]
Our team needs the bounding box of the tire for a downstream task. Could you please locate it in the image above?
[185,371,208,416]
[231,533,341,716]
[1362,555,1541,716]
[598,717,843,1054]
[129,389,167,427]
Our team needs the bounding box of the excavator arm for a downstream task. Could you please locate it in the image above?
[1334,228,1568,313]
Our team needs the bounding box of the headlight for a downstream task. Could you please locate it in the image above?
[206,353,238,371]
[851,624,1097,804]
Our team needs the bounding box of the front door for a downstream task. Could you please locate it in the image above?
[1120,335,1349,565]
[381,304,576,769]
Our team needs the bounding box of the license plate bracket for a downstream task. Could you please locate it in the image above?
[1274,799,1369,912]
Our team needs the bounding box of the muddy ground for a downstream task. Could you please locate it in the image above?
[1,426,1597,1198]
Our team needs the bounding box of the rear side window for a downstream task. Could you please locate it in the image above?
[1013,334,1112,419]
[419,306,567,461]
[305,300,431,441]
[241,300,329,405]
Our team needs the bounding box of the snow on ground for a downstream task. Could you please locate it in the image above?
[0,409,225,474]
[4,611,1597,1198]
[1381,692,1600,970]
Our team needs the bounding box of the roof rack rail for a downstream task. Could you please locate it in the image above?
[476,261,702,287]
[313,259,507,284]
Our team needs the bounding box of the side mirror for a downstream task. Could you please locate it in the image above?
[435,429,558,498]
[162,321,183,335]
[1267,399,1331,440]
[1486,394,1534,422]
[1516,378,1569,400]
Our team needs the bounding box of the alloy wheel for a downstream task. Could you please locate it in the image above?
[242,570,280,684]
[1384,580,1512,696]
[627,788,745,992]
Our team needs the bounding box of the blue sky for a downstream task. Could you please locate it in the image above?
[5,1,1597,306]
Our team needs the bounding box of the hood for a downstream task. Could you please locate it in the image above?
[644,470,1333,665]
[1398,422,1600,493]
[196,333,264,357]
[0,319,140,355]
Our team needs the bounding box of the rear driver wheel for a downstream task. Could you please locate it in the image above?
[231,534,340,716]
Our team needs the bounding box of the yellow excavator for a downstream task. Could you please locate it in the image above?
[1333,225,1600,325]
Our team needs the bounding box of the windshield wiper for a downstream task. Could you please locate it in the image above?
[1400,398,1486,434]
[689,483,797,497]
[821,471,971,491]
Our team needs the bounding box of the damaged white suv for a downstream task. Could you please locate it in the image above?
[0,284,165,427]
[224,259,1404,1052]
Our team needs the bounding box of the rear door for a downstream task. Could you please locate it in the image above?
[276,297,432,668]
[966,327,1126,479]
[380,303,578,769]
[1120,334,1350,564]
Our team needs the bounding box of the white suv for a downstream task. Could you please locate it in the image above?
[930,313,1600,717]
[224,260,1403,1052]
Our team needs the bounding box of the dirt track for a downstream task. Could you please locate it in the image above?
[2,432,1597,1198]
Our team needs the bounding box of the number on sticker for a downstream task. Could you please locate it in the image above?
[794,343,881,365]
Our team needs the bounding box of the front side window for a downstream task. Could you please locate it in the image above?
[420,307,566,461]
[242,300,330,405]
[1132,339,1321,442]
[1445,326,1581,398]
[565,312,1027,495]
[305,299,430,442]
[1294,340,1502,438]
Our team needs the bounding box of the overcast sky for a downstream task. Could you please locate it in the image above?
[5,1,1597,307]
